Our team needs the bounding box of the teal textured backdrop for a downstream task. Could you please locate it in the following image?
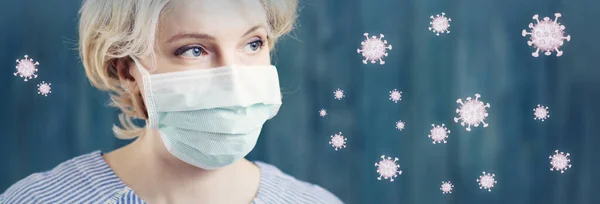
[1,0,599,203]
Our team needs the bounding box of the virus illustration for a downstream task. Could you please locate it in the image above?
[440,181,454,194]
[389,89,402,103]
[549,150,571,173]
[533,104,550,121]
[333,88,345,100]
[477,172,497,192]
[429,12,451,36]
[395,120,406,131]
[37,81,52,97]
[428,124,450,144]
[319,109,328,117]
[375,155,402,182]
[357,33,392,65]
[522,13,571,57]
[454,93,491,131]
[14,55,39,81]
[329,132,347,151]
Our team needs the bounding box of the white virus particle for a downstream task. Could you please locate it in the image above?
[549,150,571,173]
[395,120,406,131]
[319,109,328,117]
[375,155,402,182]
[333,88,345,100]
[357,33,392,65]
[14,55,39,81]
[389,89,402,103]
[429,12,451,36]
[454,93,491,131]
[522,13,571,57]
[37,81,52,97]
[329,132,347,151]
[440,181,454,194]
[477,172,497,192]
[428,124,450,144]
[533,104,550,121]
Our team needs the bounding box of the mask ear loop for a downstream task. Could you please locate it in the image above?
[131,57,159,129]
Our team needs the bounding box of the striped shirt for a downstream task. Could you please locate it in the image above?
[0,151,343,204]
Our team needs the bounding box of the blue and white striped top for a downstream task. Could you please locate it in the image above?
[0,151,343,204]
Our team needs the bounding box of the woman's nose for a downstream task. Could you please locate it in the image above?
[213,50,236,68]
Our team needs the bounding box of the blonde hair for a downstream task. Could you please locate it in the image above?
[78,0,298,139]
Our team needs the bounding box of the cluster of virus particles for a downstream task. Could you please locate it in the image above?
[319,12,572,195]
[14,55,52,97]
[356,13,570,64]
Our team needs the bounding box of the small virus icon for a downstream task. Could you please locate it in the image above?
[375,155,402,182]
[477,172,497,192]
[550,150,571,173]
[37,81,52,97]
[395,120,406,131]
[429,12,451,36]
[357,33,392,65]
[319,109,328,117]
[440,181,454,194]
[389,89,402,103]
[522,13,571,57]
[329,132,347,151]
[428,124,450,144]
[14,55,39,81]
[533,104,550,121]
[454,93,491,131]
[333,88,345,100]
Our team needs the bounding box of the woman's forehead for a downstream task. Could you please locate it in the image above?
[159,0,268,42]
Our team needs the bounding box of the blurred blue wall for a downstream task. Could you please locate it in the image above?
[1,0,599,203]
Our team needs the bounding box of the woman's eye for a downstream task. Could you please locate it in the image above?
[244,40,264,53]
[179,46,206,58]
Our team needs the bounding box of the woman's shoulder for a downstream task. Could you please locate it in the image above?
[0,151,129,204]
[253,161,344,204]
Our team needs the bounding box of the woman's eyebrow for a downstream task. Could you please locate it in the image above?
[166,25,265,43]
[167,32,216,44]
[241,25,264,37]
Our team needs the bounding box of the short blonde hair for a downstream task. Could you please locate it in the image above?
[78,0,298,139]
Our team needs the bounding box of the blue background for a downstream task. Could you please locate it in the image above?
[1,0,599,203]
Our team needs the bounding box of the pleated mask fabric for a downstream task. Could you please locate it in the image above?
[132,57,282,169]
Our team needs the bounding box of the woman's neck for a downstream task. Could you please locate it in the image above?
[102,129,261,204]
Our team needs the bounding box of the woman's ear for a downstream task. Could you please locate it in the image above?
[113,57,135,82]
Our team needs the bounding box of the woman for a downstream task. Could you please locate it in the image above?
[0,0,343,203]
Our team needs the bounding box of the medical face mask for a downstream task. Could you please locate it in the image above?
[132,58,282,170]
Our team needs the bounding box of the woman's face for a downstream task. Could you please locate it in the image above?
[134,0,271,74]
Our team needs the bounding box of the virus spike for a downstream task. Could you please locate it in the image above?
[357,33,392,65]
